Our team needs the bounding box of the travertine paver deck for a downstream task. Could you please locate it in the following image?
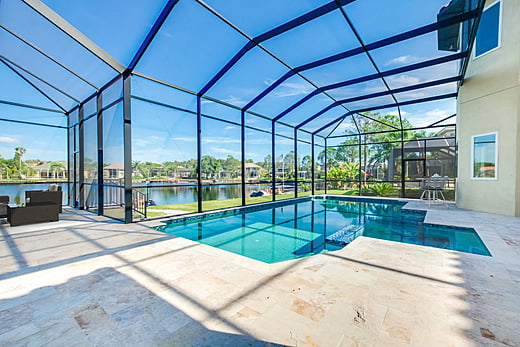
[0,202,519,346]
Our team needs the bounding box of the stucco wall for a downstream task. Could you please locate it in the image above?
[457,0,520,216]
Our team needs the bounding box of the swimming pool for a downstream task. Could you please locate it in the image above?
[155,197,491,263]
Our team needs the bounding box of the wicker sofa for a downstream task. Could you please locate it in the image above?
[25,185,63,213]
[0,196,8,219]
[7,202,60,226]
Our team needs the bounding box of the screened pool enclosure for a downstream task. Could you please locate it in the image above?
[0,0,485,222]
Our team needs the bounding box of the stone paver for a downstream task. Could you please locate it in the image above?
[0,203,519,346]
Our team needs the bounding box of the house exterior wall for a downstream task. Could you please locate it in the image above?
[457,0,520,216]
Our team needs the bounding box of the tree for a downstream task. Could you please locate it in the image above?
[0,156,7,180]
[282,151,296,179]
[162,161,179,177]
[300,155,312,180]
[326,162,363,189]
[49,162,65,179]
[201,155,221,179]
[222,155,241,178]
[262,154,272,174]
[14,147,26,178]
[356,112,426,163]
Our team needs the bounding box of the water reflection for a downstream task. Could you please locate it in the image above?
[135,183,268,205]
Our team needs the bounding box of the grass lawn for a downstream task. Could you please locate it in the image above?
[148,190,362,213]
[146,211,167,218]
[149,191,315,213]
[147,187,454,217]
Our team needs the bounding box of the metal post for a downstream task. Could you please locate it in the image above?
[421,139,426,178]
[123,73,133,223]
[454,125,458,193]
[78,103,85,209]
[400,129,405,198]
[271,121,276,201]
[311,135,315,195]
[324,138,328,194]
[359,135,362,196]
[196,96,203,212]
[96,91,104,216]
[66,114,71,206]
[294,127,298,198]
[241,110,246,206]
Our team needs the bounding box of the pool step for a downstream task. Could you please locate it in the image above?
[325,225,363,246]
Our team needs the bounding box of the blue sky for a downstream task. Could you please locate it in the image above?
[1,0,460,163]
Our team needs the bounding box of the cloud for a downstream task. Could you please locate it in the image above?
[403,107,456,127]
[221,96,247,107]
[330,121,356,135]
[224,126,236,130]
[0,136,18,143]
[171,137,196,142]
[273,81,314,97]
[425,109,452,118]
[386,75,421,88]
[388,111,409,117]
[202,137,240,144]
[385,55,422,66]
[209,147,241,156]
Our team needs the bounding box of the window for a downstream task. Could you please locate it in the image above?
[472,132,497,179]
[474,1,501,58]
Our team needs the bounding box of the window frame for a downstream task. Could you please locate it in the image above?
[473,0,502,59]
[471,131,498,180]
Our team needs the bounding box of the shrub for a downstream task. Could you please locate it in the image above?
[369,182,394,197]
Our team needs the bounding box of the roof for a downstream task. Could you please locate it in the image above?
[1,0,485,137]
[244,163,263,169]
[104,163,124,170]
[28,160,67,170]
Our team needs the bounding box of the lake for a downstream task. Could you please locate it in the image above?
[135,183,270,205]
[0,182,270,206]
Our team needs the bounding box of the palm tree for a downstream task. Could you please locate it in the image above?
[301,155,312,179]
[14,147,26,178]
[0,156,6,180]
[49,162,65,179]
[132,160,142,179]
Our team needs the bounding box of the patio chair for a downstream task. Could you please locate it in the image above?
[419,175,448,205]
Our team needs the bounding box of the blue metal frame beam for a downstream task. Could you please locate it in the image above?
[126,0,180,73]
[244,9,478,112]
[334,0,401,129]
[198,0,356,95]
[0,25,99,90]
[312,93,457,135]
[1,54,81,103]
[0,117,67,129]
[296,76,462,129]
[274,52,467,122]
[0,58,67,112]
[428,113,456,127]
[22,0,125,73]
[0,100,64,113]
[459,0,486,85]
[326,122,456,140]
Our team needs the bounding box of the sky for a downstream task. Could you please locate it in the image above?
[1,0,462,163]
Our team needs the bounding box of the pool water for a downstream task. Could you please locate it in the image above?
[156,197,491,263]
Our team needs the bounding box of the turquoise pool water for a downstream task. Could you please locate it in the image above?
[156,197,491,263]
